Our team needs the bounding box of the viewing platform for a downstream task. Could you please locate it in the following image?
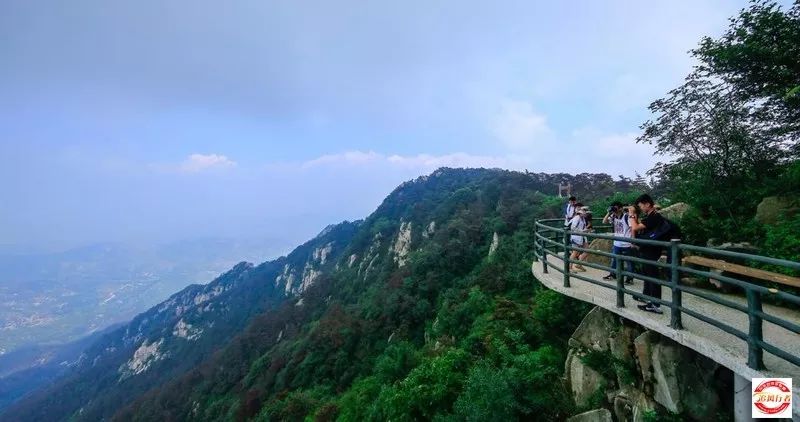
[532,218,800,421]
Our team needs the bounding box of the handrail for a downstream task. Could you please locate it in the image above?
[532,218,800,372]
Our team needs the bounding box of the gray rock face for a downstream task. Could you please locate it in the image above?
[631,390,657,422]
[567,307,728,421]
[565,349,606,408]
[658,202,691,221]
[650,337,683,413]
[609,323,637,363]
[613,388,656,422]
[635,331,722,420]
[633,331,657,384]
[609,324,639,387]
[569,307,617,351]
[566,408,612,422]
[755,196,799,225]
[583,238,612,267]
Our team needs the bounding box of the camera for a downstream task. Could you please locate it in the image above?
[607,205,617,214]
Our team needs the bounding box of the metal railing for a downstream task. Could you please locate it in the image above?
[533,218,800,371]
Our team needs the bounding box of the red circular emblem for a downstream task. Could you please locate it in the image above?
[753,379,792,415]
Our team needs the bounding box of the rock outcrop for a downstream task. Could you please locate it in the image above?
[565,307,731,421]
[393,221,412,267]
[567,408,612,422]
[565,349,606,408]
[583,238,612,267]
[658,202,691,221]
[488,232,500,257]
[755,196,799,225]
[569,306,617,351]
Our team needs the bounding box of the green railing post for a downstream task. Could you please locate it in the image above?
[615,250,624,308]
[533,222,539,263]
[541,238,549,274]
[669,239,683,330]
[540,225,549,274]
[563,230,571,288]
[746,289,765,370]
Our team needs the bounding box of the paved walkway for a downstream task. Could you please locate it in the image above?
[533,254,800,417]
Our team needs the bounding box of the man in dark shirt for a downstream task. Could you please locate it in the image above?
[628,194,665,314]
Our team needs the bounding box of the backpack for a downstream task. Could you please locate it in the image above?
[647,217,682,241]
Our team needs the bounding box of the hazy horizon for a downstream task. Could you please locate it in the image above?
[1,0,775,251]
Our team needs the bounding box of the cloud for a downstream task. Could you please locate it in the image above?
[299,151,525,171]
[489,99,554,150]
[180,154,237,172]
[569,128,659,176]
[301,151,383,168]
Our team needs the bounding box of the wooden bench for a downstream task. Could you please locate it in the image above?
[682,255,800,289]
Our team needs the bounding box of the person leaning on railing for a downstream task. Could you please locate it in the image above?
[602,202,634,285]
[628,194,665,314]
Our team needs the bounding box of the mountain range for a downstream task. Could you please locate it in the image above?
[2,168,637,421]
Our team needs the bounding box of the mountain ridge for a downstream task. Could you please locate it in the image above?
[3,168,634,421]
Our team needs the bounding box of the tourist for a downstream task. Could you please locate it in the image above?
[628,194,665,314]
[602,202,634,284]
[565,196,577,223]
[576,206,593,264]
[566,205,587,272]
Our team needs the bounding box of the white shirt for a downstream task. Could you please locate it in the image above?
[567,215,586,244]
[612,213,633,248]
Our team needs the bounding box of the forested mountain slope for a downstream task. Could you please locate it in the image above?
[2,221,359,421]
[5,168,632,421]
[118,168,601,421]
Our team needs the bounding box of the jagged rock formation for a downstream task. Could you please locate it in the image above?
[393,221,412,267]
[488,232,500,257]
[118,339,166,380]
[565,307,732,421]
[423,221,436,238]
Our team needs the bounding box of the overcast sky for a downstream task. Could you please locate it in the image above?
[0,0,769,252]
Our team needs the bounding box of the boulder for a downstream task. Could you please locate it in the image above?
[567,408,612,422]
[650,336,683,413]
[658,202,691,221]
[565,349,606,408]
[636,333,722,420]
[755,196,800,225]
[613,395,633,422]
[569,307,617,351]
[609,324,638,387]
[613,388,656,422]
[633,331,657,385]
[583,238,613,268]
[609,324,636,363]
[631,391,658,422]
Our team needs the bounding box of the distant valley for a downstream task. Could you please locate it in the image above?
[0,237,291,356]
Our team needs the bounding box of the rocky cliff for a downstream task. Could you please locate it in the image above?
[565,307,733,421]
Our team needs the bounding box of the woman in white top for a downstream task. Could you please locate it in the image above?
[566,207,588,272]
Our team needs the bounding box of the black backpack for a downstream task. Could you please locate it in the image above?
[647,216,682,241]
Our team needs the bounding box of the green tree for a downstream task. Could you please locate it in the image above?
[694,0,800,135]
